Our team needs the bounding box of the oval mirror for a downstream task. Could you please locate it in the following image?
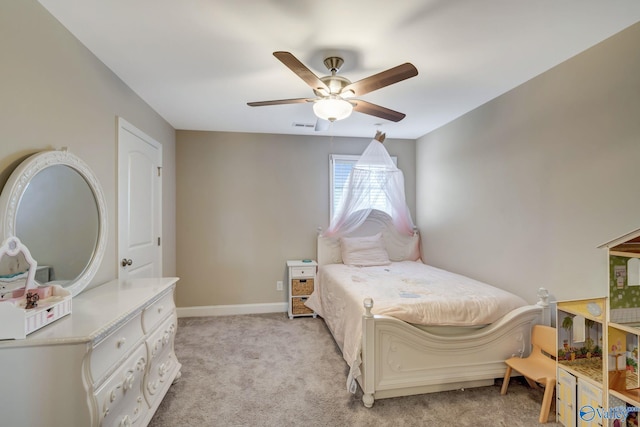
[0,149,107,296]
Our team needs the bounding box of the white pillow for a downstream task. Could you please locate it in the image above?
[318,236,342,264]
[341,233,391,267]
[384,232,421,262]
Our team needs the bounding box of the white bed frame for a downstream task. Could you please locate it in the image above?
[317,210,549,407]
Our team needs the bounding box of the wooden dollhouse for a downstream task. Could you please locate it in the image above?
[556,228,640,427]
[601,228,640,427]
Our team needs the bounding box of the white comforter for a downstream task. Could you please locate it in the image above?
[304,261,527,383]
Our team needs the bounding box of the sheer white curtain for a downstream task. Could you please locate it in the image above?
[324,139,415,237]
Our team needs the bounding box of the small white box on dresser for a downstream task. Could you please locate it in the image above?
[0,236,72,340]
[0,285,72,339]
[287,260,317,319]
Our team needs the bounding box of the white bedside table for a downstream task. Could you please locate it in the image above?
[286,260,317,319]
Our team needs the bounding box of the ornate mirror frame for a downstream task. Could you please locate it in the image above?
[0,149,108,296]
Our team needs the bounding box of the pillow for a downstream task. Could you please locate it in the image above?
[318,236,342,265]
[340,233,391,267]
[386,233,421,262]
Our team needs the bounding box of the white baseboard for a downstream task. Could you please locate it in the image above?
[176,302,288,318]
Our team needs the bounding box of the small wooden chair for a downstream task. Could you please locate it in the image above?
[500,324,556,423]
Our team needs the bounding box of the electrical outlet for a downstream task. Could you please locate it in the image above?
[276,281,283,291]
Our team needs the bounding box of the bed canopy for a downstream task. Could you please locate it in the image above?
[324,132,415,237]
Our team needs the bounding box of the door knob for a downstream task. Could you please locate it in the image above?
[121,258,133,267]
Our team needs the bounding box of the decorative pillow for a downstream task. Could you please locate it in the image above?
[341,233,391,267]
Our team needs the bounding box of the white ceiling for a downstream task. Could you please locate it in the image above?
[38,0,640,139]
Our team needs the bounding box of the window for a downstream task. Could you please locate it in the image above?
[628,258,640,286]
[329,154,397,220]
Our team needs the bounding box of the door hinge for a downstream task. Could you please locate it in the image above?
[157,166,162,177]
[157,237,161,246]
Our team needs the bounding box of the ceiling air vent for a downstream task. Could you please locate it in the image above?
[292,122,315,129]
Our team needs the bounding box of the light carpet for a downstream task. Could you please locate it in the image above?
[149,313,560,426]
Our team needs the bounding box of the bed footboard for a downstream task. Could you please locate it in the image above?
[359,288,549,408]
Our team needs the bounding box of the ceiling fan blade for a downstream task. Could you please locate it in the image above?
[273,51,330,93]
[342,63,418,97]
[247,98,312,107]
[352,100,406,122]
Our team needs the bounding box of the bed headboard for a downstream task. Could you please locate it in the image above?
[317,210,420,266]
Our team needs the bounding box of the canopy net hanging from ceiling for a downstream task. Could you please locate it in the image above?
[324,136,415,237]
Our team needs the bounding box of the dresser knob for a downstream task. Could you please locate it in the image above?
[157,305,164,313]
[120,415,132,427]
[117,338,126,348]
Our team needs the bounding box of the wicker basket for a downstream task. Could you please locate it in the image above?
[291,297,313,315]
[292,278,314,296]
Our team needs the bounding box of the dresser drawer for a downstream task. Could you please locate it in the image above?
[290,266,315,278]
[142,288,175,334]
[91,312,144,384]
[94,344,148,427]
[144,315,180,407]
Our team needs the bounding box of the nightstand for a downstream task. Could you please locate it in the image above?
[286,260,317,319]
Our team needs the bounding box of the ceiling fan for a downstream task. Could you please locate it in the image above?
[247,51,418,123]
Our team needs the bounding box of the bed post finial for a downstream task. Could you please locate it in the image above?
[536,288,549,307]
[536,287,551,326]
[363,298,374,318]
[317,226,323,236]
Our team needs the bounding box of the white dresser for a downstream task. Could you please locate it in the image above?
[0,277,181,427]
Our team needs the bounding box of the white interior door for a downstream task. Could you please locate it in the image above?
[118,117,162,279]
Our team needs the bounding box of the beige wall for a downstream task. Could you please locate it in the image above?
[175,131,416,307]
[416,22,640,303]
[0,1,177,289]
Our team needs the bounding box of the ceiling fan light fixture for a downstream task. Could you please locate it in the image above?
[313,96,353,122]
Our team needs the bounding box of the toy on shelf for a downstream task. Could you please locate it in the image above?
[0,236,71,340]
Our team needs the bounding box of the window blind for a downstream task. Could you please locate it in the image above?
[330,154,397,220]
